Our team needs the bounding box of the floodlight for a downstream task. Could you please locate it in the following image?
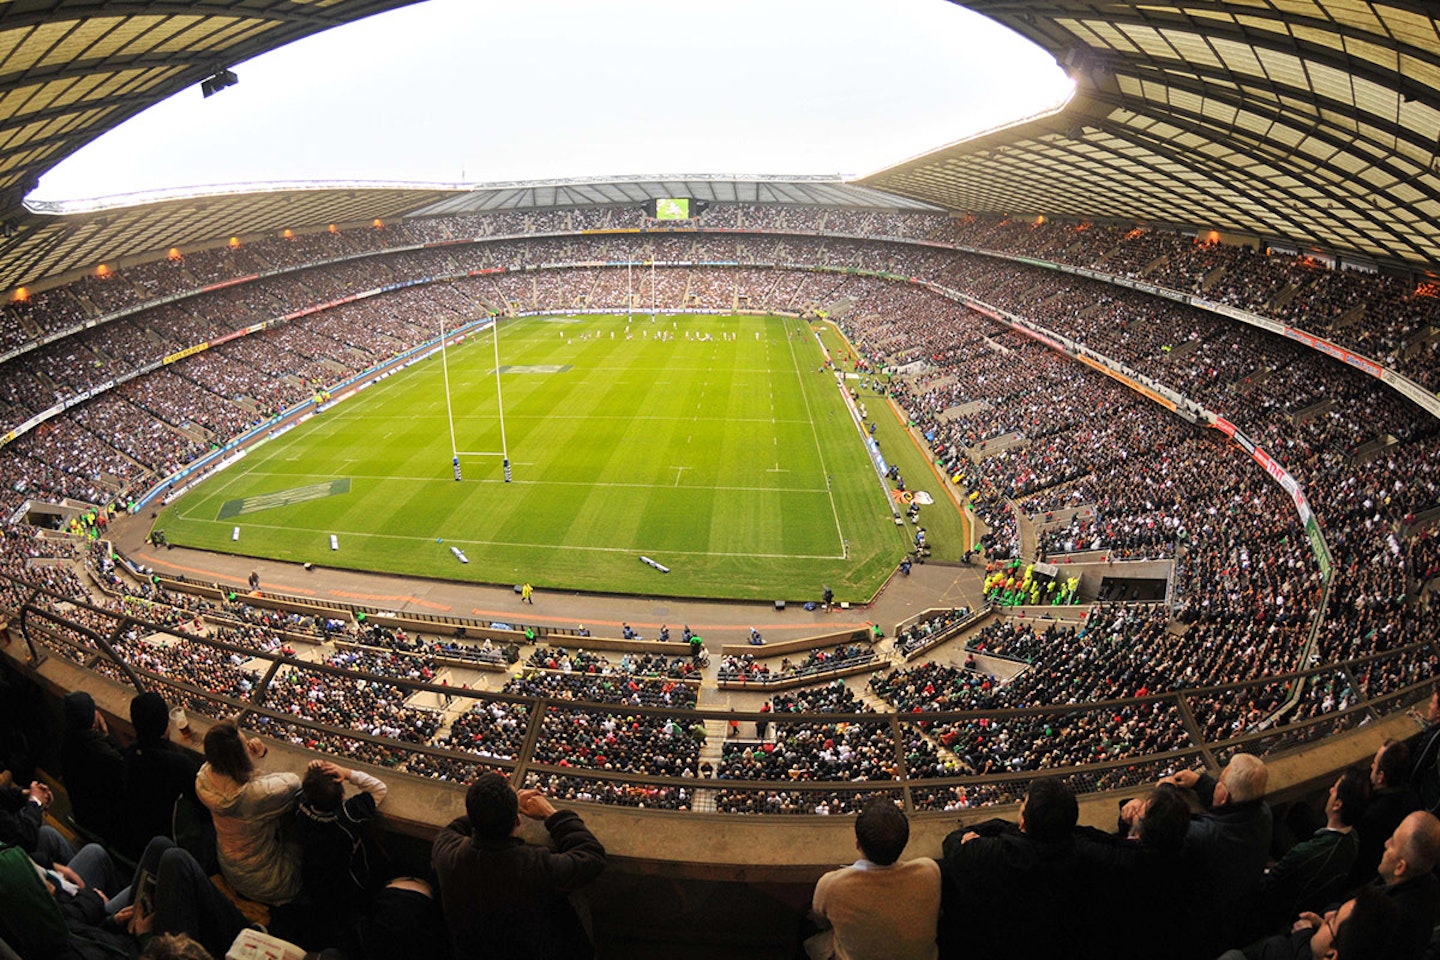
[200,68,238,98]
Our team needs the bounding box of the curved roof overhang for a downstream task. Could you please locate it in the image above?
[2,181,459,289]
[861,1,1440,270]
[0,175,940,293]
[0,1,424,215]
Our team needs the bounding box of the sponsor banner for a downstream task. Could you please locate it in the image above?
[1011,322,1067,354]
[15,406,58,436]
[1293,488,1312,525]
[1250,447,1299,496]
[161,450,248,505]
[163,342,209,365]
[1212,417,1238,438]
[380,276,430,293]
[1075,354,1177,412]
[865,435,889,478]
[1306,517,1331,579]
[199,274,259,294]
[210,322,266,347]
[1378,370,1440,416]
[1201,299,1286,334]
[1282,327,1384,378]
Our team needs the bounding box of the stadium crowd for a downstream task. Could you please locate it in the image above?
[0,197,1437,927]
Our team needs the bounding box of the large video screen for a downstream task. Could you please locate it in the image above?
[654,198,691,220]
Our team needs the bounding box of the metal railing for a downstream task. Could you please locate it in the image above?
[6,570,1429,816]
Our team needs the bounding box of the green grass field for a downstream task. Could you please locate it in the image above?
[156,313,965,601]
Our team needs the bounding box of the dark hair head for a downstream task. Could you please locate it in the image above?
[130,691,170,743]
[1136,783,1191,853]
[1334,767,1371,828]
[854,798,909,866]
[1334,886,1400,960]
[202,719,253,783]
[1375,740,1411,788]
[466,773,519,842]
[302,766,344,811]
[1022,778,1078,843]
[138,933,215,960]
[63,691,96,732]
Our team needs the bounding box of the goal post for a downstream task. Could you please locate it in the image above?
[440,309,511,482]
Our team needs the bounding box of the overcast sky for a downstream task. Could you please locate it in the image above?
[32,0,1074,204]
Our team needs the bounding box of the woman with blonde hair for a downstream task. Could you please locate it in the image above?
[195,719,302,905]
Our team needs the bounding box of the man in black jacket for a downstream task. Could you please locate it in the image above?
[60,691,124,845]
[1407,688,1440,812]
[1350,738,1421,888]
[432,773,606,960]
[118,692,203,862]
[1123,753,1271,960]
[938,777,1091,960]
[1076,782,1193,960]
[1370,810,1440,960]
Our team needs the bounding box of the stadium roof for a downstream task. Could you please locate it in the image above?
[6,2,1440,291]
[3,181,457,289]
[0,176,939,293]
[406,175,943,218]
[862,1,1440,270]
[0,0,423,217]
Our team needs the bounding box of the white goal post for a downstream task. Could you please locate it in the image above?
[440,310,511,482]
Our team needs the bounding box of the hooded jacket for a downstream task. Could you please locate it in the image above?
[60,691,124,843]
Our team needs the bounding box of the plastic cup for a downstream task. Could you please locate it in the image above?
[170,706,192,740]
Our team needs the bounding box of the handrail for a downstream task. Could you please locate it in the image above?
[7,569,1433,810]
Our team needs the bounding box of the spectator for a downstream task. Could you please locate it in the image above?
[1368,810,1440,960]
[1406,687,1440,813]
[0,838,133,960]
[938,777,1087,960]
[0,776,74,866]
[432,773,606,960]
[113,836,250,960]
[1125,754,1271,959]
[809,797,939,960]
[1253,767,1368,937]
[119,692,203,863]
[194,719,302,905]
[357,877,450,960]
[1350,739,1420,888]
[60,691,124,845]
[1217,885,1399,960]
[294,759,388,948]
[138,934,214,960]
[1076,782,1192,960]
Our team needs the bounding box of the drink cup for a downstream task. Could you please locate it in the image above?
[170,706,192,740]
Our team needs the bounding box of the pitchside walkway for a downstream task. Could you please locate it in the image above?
[106,511,988,651]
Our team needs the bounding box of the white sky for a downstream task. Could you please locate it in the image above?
[31,0,1074,203]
